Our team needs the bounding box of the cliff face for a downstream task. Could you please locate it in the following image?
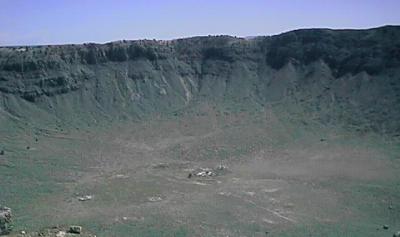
[0,26,399,135]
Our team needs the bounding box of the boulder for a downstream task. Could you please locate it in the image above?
[68,226,82,234]
[394,231,400,237]
[0,206,12,235]
[56,231,66,237]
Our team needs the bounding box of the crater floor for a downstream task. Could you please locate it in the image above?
[1,106,399,237]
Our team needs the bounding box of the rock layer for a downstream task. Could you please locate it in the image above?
[0,25,399,135]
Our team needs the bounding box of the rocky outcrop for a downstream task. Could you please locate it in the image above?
[0,206,12,235]
[6,226,95,237]
[265,26,400,76]
[2,26,399,101]
[0,26,399,135]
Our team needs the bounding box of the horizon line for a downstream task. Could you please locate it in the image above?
[1,24,398,48]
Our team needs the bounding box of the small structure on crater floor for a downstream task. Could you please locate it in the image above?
[193,168,215,177]
[148,196,162,202]
[190,165,229,178]
[77,195,93,202]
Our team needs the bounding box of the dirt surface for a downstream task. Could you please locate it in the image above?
[0,26,400,236]
[1,107,399,237]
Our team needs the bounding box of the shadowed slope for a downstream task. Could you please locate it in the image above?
[1,26,400,135]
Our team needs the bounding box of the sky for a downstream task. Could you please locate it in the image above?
[0,0,399,46]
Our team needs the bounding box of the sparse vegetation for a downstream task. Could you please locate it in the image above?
[0,26,399,236]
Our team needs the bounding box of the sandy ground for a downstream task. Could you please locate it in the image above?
[1,108,399,236]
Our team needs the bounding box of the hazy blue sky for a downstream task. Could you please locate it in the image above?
[1,0,399,46]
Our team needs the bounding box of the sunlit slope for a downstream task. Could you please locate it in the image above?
[0,25,399,135]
